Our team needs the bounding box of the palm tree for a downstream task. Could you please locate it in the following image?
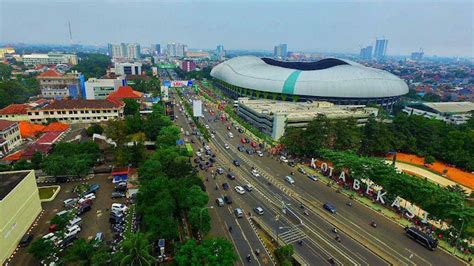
[120,233,155,266]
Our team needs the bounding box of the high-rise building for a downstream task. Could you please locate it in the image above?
[410,49,424,61]
[216,45,225,59]
[359,46,373,60]
[154,44,161,55]
[181,60,197,72]
[108,43,141,59]
[273,44,287,60]
[166,43,187,58]
[374,39,388,60]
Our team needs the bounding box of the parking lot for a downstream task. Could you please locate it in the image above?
[9,173,125,266]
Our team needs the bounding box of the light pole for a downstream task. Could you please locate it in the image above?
[453,217,465,256]
[199,206,214,232]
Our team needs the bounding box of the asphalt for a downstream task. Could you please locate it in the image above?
[173,89,467,266]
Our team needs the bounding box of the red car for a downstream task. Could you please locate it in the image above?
[241,138,247,144]
[227,125,231,130]
[250,141,257,148]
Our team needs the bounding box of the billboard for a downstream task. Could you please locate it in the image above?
[192,100,202,117]
[170,80,193,88]
[161,86,169,101]
[152,67,158,76]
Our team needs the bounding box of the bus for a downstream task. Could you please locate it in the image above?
[185,143,193,157]
[405,227,438,251]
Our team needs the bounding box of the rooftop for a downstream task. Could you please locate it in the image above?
[41,99,123,110]
[423,102,474,114]
[0,104,29,115]
[0,119,17,131]
[0,171,31,200]
[107,86,143,101]
[238,98,378,120]
[38,69,61,77]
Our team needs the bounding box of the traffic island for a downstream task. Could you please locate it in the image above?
[38,185,60,202]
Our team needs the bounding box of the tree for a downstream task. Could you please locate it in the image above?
[274,245,294,266]
[188,206,211,235]
[359,116,393,156]
[86,124,104,137]
[31,151,43,169]
[63,239,96,265]
[155,125,180,148]
[120,233,155,266]
[71,53,110,79]
[175,238,237,266]
[123,99,140,116]
[0,63,12,80]
[28,238,55,261]
[42,155,67,177]
[424,155,435,165]
[13,159,33,170]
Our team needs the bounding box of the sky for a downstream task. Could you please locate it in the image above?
[0,0,472,57]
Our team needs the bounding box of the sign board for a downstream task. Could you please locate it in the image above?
[152,67,158,76]
[192,100,202,117]
[170,80,193,88]
[160,86,169,101]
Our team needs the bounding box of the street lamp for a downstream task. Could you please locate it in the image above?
[454,217,465,256]
[199,206,214,233]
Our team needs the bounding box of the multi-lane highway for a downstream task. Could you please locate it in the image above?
[171,86,466,265]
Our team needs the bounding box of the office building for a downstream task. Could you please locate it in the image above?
[216,45,225,59]
[22,53,78,66]
[181,60,196,72]
[108,43,141,59]
[0,170,42,264]
[0,47,15,59]
[154,44,161,55]
[236,98,378,140]
[166,43,187,57]
[410,49,424,61]
[359,46,373,60]
[27,99,124,124]
[37,70,84,99]
[211,56,408,110]
[374,39,388,60]
[403,102,474,125]
[0,104,29,121]
[274,44,288,60]
[0,120,22,157]
[84,77,126,100]
[113,62,142,76]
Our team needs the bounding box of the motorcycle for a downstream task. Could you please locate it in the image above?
[246,254,251,262]
[346,201,352,207]
[370,221,377,228]
[303,210,309,216]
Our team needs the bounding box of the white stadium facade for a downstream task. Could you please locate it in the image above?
[210,56,408,110]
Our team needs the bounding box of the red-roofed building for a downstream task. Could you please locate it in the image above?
[106,86,143,101]
[37,70,84,99]
[27,99,124,124]
[0,104,29,121]
[0,120,22,158]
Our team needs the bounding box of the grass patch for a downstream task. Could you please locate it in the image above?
[38,186,59,200]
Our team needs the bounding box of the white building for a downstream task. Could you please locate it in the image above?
[237,98,378,140]
[27,99,124,124]
[403,102,474,125]
[108,43,141,59]
[0,120,22,157]
[22,53,77,66]
[84,77,125,100]
[113,62,142,75]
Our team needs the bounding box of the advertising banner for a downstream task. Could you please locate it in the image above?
[161,86,169,101]
[192,100,202,117]
[170,80,193,87]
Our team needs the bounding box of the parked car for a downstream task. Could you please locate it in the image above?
[238,128,244,133]
[115,182,127,192]
[254,207,264,216]
[111,203,128,213]
[109,216,123,224]
[284,175,295,185]
[233,160,240,166]
[224,143,230,149]
[83,193,96,201]
[222,183,230,190]
[216,167,225,174]
[227,173,236,180]
[298,167,306,174]
[19,234,34,247]
[77,204,92,216]
[237,146,245,152]
[244,184,253,192]
[241,138,247,144]
[280,156,289,163]
[85,184,100,195]
[64,198,78,209]
[224,195,233,204]
[246,149,254,155]
[256,150,264,157]
[68,217,82,228]
[288,161,296,167]
[234,186,245,195]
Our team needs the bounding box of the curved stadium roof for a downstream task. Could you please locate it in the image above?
[210,56,408,98]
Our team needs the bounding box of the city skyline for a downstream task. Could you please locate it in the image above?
[0,0,472,57]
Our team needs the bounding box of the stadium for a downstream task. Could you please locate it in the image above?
[210,56,408,109]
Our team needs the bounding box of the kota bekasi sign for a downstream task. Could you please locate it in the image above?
[310,158,430,223]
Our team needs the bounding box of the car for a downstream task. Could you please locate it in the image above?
[94,232,104,246]
[254,207,264,215]
[82,193,96,201]
[251,169,260,177]
[224,195,233,204]
[288,161,296,167]
[216,198,225,207]
[284,175,295,185]
[204,145,211,151]
[77,204,92,216]
[205,125,210,129]
[68,217,83,227]
[246,149,254,155]
[323,202,337,214]
[227,125,231,130]
[244,184,253,192]
[280,156,289,163]
[209,157,217,163]
[298,167,306,174]
[111,210,125,219]
[224,143,230,149]
[19,234,34,247]
[111,203,128,213]
[109,216,124,224]
[233,160,240,166]
[216,167,224,174]
[238,128,244,133]
[250,141,257,148]
[196,151,202,157]
[241,138,247,144]
[227,173,236,180]
[64,225,81,237]
[61,234,77,248]
[193,157,200,163]
[85,184,100,194]
[307,173,318,181]
[228,132,234,138]
[234,208,244,218]
[64,198,78,208]
[234,186,245,194]
[115,182,127,192]
[205,149,212,155]
[237,145,245,152]
[111,192,126,199]
[78,197,93,206]
[256,150,264,157]
[222,183,230,190]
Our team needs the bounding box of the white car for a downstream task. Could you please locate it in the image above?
[111,203,128,213]
[254,206,264,215]
[64,225,81,237]
[280,156,289,163]
[196,151,202,157]
[211,134,215,139]
[224,143,230,150]
[256,150,263,157]
[234,186,245,195]
[251,169,260,177]
[205,125,210,129]
[284,175,295,185]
